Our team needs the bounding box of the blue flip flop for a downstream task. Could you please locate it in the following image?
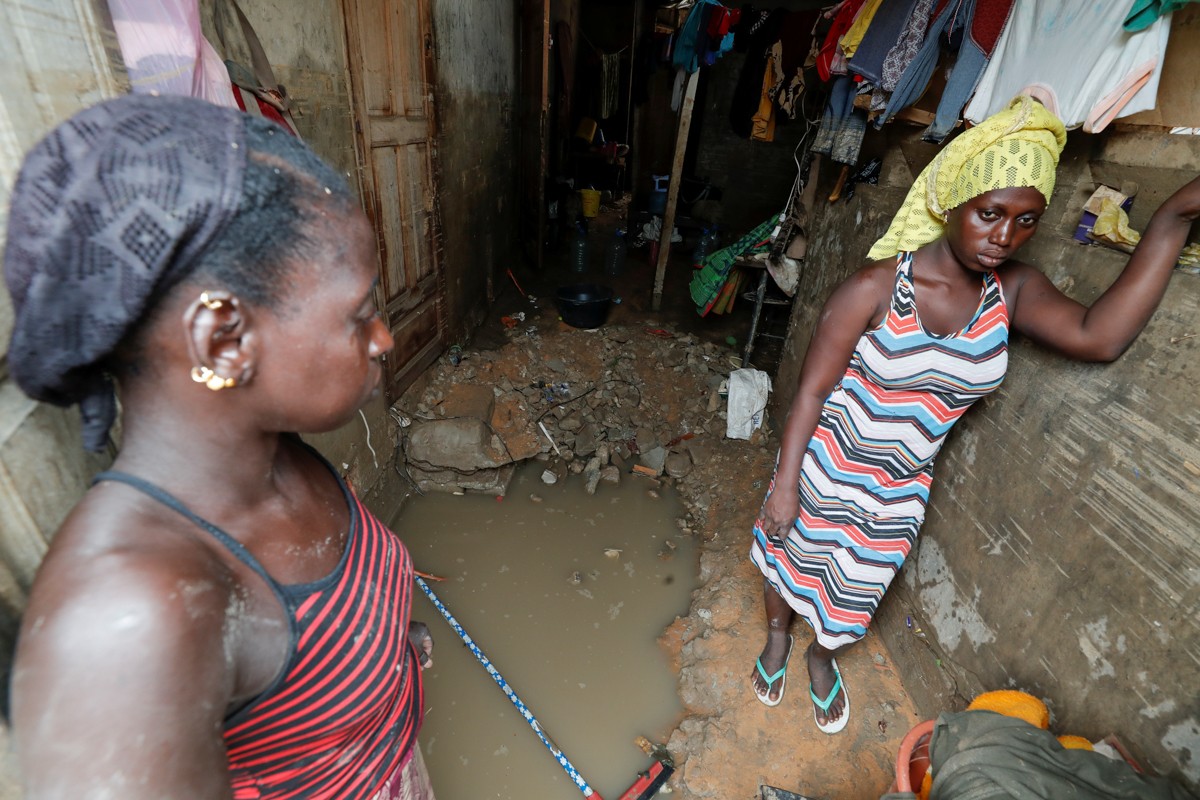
[810,657,850,734]
[753,634,794,707]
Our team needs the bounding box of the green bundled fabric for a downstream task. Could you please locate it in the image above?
[689,216,778,315]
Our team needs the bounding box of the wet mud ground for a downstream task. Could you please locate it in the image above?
[396,227,925,799]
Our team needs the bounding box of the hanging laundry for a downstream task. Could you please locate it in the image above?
[848,0,925,87]
[751,52,779,142]
[673,0,737,73]
[811,75,868,165]
[924,0,1016,143]
[870,0,935,112]
[703,4,741,67]
[729,8,789,138]
[816,0,867,82]
[963,0,1172,132]
[839,0,887,62]
[1125,0,1199,31]
[875,0,1015,143]
[773,10,822,120]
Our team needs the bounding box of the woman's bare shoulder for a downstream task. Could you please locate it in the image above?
[26,483,237,645]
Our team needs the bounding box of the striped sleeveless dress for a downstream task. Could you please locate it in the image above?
[750,252,1009,648]
[95,458,425,799]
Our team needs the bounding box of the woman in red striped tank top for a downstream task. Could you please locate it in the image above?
[5,95,435,798]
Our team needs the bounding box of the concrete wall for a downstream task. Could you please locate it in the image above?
[773,127,1200,787]
[429,0,518,341]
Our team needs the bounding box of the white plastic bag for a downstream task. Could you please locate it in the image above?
[726,368,771,440]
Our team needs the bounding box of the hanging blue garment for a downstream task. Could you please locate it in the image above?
[848,0,924,85]
[875,0,965,130]
[673,0,716,73]
[923,0,1017,143]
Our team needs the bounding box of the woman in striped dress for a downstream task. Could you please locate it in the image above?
[750,96,1200,733]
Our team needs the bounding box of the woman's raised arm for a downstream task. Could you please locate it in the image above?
[1008,176,1200,361]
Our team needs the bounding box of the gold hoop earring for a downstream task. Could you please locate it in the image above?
[190,365,236,391]
[199,292,224,310]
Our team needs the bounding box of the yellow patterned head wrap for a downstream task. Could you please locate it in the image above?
[867,95,1067,260]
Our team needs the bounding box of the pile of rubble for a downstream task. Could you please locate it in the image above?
[391,322,765,529]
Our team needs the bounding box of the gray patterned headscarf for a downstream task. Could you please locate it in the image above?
[4,94,248,451]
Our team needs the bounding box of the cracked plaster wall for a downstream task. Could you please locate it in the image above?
[772,127,1200,789]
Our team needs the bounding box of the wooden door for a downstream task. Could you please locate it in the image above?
[519,0,550,271]
[341,0,446,394]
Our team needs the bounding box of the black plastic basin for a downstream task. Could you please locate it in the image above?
[556,284,613,329]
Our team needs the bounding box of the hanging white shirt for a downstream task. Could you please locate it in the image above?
[963,0,1172,133]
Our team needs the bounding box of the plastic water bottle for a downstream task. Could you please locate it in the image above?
[693,226,712,266]
[604,228,627,276]
[570,222,589,274]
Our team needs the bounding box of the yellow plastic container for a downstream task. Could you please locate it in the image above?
[580,189,601,218]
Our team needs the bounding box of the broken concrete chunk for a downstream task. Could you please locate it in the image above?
[541,469,558,485]
[559,414,583,432]
[665,450,693,479]
[600,465,621,485]
[575,423,600,457]
[584,456,602,495]
[639,445,668,476]
[407,417,509,471]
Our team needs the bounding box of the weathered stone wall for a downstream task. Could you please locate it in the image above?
[430,0,518,342]
[773,127,1200,787]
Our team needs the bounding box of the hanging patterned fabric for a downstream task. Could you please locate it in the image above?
[870,0,935,112]
[874,0,970,132]
[847,0,924,87]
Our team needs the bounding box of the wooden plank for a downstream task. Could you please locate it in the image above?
[652,68,699,311]
[518,0,550,273]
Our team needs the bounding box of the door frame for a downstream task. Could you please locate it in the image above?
[339,0,448,400]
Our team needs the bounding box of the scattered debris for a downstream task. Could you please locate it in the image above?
[538,421,561,455]
[604,548,623,560]
[568,570,583,586]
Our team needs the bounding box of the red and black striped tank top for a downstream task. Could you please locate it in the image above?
[95,461,423,799]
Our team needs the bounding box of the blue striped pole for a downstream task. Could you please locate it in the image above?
[415,576,601,798]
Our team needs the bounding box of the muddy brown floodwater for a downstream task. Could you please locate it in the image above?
[391,461,697,799]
